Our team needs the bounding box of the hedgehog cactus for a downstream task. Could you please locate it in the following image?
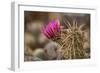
[55,18,86,59]
[42,18,86,59]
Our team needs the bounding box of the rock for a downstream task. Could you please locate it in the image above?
[85,52,90,58]
[24,32,37,49]
[24,55,33,61]
[24,46,33,56]
[26,21,43,37]
[33,48,48,60]
[32,57,42,61]
[44,41,61,60]
[83,42,90,49]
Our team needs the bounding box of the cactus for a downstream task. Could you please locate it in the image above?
[54,17,87,59]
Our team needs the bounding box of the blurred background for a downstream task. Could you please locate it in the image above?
[24,11,90,61]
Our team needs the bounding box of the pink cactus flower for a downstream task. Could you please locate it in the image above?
[42,19,60,39]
